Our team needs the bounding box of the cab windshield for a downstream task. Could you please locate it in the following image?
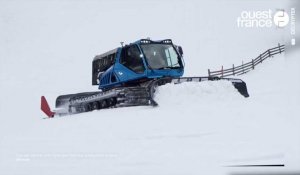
[140,44,181,70]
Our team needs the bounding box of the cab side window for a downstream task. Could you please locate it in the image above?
[121,45,145,74]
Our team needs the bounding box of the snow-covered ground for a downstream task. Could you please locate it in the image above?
[0,0,299,174]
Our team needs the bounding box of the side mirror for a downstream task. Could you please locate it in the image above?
[178,46,183,56]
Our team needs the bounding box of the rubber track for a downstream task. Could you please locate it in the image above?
[54,76,249,116]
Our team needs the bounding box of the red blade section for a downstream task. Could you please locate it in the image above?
[41,96,55,118]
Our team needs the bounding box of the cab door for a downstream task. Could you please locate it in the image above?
[114,44,147,81]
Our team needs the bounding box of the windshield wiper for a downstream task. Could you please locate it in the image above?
[157,66,180,70]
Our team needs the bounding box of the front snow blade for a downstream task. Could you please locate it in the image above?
[230,80,249,97]
[162,77,250,98]
[204,77,249,97]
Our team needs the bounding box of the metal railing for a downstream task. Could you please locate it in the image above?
[208,44,285,77]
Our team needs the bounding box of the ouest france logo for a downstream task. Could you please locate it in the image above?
[237,9,289,28]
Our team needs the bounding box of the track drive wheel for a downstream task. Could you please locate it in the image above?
[100,100,108,109]
[91,101,100,110]
[85,103,92,112]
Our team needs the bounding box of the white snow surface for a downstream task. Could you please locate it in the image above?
[0,0,300,175]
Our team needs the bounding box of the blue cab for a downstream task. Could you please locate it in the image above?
[92,39,185,90]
